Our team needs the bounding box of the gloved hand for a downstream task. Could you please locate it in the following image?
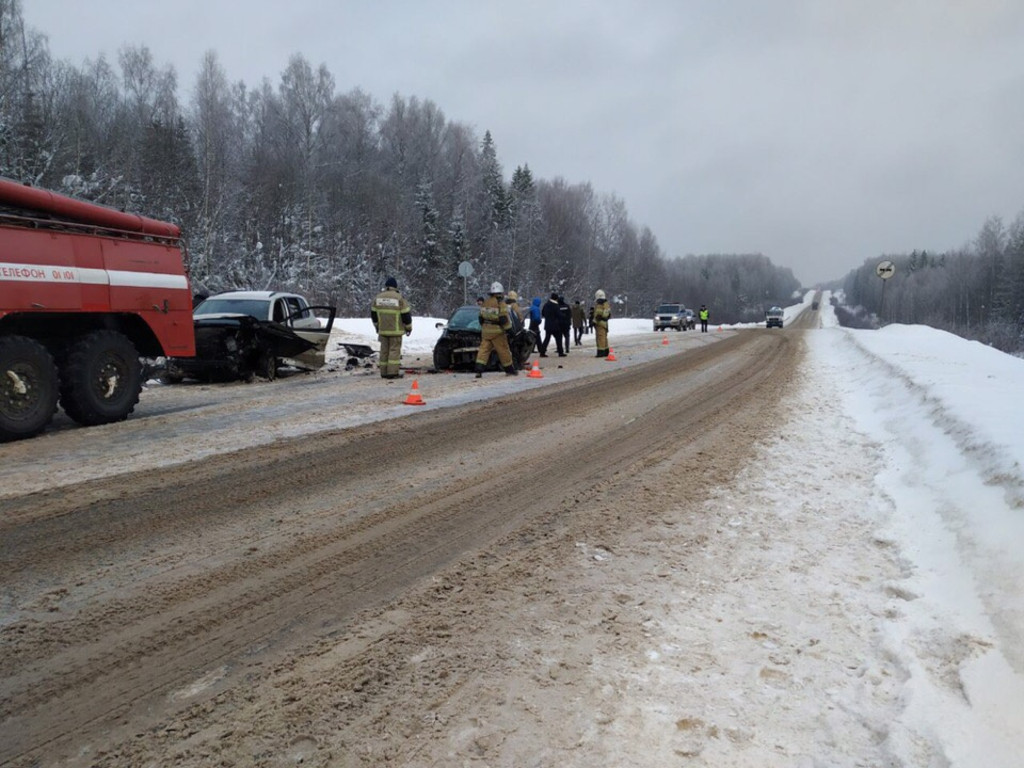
[406,329,411,336]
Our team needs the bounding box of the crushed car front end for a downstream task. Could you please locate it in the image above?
[167,315,317,382]
[433,306,536,372]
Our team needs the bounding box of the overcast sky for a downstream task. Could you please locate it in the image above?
[22,0,1024,286]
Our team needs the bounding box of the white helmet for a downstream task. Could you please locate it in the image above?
[595,289,606,300]
[490,281,504,294]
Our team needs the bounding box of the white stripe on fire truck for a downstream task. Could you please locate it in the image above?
[0,262,188,290]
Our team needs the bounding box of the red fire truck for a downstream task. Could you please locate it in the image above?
[0,178,195,441]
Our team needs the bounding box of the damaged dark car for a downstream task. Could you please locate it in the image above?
[432,305,536,372]
[165,291,336,382]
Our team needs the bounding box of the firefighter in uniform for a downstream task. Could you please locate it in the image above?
[475,282,519,378]
[371,276,412,379]
[505,290,525,325]
[593,289,611,357]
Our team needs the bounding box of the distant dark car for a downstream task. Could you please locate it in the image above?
[432,305,537,372]
[166,291,336,382]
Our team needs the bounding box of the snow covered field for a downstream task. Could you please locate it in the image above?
[805,298,1024,765]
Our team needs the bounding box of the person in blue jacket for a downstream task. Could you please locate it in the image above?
[529,297,542,351]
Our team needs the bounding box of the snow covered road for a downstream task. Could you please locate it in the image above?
[1,293,1022,767]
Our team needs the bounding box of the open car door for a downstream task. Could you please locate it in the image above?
[282,305,336,370]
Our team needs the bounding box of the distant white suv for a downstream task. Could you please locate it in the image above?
[653,303,688,332]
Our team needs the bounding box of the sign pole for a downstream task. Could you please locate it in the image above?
[458,260,474,306]
[876,260,895,322]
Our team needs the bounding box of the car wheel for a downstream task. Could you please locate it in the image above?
[256,350,277,381]
[433,346,450,372]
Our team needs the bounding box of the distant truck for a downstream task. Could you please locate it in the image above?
[765,306,785,328]
[0,178,195,441]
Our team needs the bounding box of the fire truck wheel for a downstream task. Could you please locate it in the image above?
[0,335,60,441]
[59,330,143,426]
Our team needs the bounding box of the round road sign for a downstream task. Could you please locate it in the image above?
[458,261,474,278]
[876,260,896,280]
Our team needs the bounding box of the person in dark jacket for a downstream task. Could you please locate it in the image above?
[539,292,564,357]
[557,295,572,355]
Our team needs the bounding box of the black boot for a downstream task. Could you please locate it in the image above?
[474,362,484,379]
[504,365,518,376]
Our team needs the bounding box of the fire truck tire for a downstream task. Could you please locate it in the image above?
[59,330,143,426]
[0,335,60,441]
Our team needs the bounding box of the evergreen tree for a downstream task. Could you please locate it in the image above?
[446,213,468,310]
[508,164,538,291]
[410,176,447,314]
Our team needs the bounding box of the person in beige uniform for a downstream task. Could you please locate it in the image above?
[571,299,586,346]
[593,289,611,357]
[505,290,525,325]
[475,282,518,378]
[371,276,412,379]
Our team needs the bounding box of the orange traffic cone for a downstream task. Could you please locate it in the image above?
[718,325,723,332]
[527,359,544,378]
[403,379,425,406]
[661,335,669,345]
[606,348,617,361]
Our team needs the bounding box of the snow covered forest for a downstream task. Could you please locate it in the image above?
[839,211,1024,353]
[0,0,802,319]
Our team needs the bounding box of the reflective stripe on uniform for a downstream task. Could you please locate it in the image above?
[373,292,408,335]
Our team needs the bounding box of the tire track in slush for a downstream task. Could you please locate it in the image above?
[0,328,801,766]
